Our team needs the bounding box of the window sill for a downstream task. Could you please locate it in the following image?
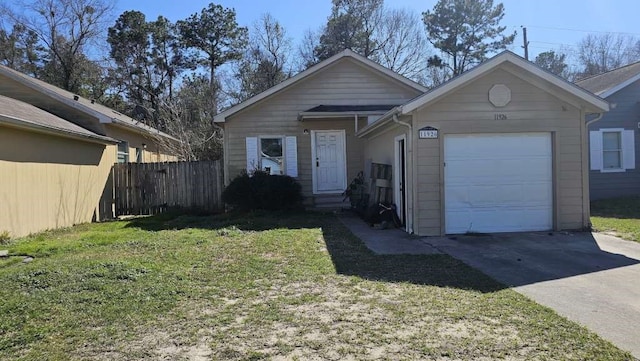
[600,168,626,173]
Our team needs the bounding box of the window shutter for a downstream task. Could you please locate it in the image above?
[623,130,635,170]
[246,137,258,173]
[589,131,602,171]
[285,136,298,177]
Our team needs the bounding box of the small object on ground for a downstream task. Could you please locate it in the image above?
[0,250,8,257]
[23,257,34,263]
[517,258,522,262]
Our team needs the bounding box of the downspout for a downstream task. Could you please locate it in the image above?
[582,112,604,230]
[586,112,604,127]
[393,113,414,233]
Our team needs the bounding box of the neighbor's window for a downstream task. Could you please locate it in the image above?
[260,137,284,175]
[135,147,143,163]
[602,131,622,170]
[117,141,129,163]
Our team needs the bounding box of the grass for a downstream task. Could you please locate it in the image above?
[591,196,640,242]
[0,211,633,360]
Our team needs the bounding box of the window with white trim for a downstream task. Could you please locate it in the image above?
[602,131,622,169]
[260,137,284,175]
[246,136,298,177]
[590,128,635,172]
[117,141,129,163]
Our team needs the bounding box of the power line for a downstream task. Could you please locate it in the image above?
[510,25,640,37]
[529,40,578,49]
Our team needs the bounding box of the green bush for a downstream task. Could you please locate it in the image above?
[0,230,10,244]
[222,171,304,211]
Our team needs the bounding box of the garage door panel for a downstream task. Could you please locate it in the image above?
[444,133,553,234]
[447,208,552,234]
[522,183,553,203]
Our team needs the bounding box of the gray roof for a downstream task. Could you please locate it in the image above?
[575,61,640,96]
[305,104,399,112]
[0,95,115,143]
[0,64,177,141]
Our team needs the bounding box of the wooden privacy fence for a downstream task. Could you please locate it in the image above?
[108,161,223,217]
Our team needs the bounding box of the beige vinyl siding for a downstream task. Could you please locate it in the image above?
[224,58,421,199]
[0,75,178,163]
[412,68,586,236]
[0,126,115,237]
[363,123,414,230]
[104,125,177,163]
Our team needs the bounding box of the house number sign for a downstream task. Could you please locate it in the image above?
[419,126,438,139]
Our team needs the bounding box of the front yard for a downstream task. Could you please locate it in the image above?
[0,212,631,360]
[592,196,640,243]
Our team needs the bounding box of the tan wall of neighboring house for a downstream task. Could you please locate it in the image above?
[0,126,115,237]
[411,68,586,236]
[104,125,177,163]
[224,58,422,199]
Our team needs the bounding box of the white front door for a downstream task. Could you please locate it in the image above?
[312,130,346,193]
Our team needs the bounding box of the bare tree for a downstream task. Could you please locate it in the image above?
[232,13,292,102]
[154,73,224,161]
[577,33,639,78]
[375,8,429,81]
[1,0,115,92]
[297,28,321,69]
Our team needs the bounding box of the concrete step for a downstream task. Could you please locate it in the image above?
[312,194,350,210]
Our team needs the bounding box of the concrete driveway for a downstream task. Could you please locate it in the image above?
[424,232,640,358]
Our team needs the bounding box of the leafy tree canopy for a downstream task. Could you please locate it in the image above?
[423,0,515,77]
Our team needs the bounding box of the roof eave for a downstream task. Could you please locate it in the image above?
[0,115,118,144]
[597,73,640,99]
[108,120,179,142]
[298,110,389,120]
[356,107,401,138]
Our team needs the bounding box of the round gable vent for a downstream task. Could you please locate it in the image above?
[489,84,511,107]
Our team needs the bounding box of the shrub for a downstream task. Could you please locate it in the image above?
[0,230,10,244]
[222,171,304,211]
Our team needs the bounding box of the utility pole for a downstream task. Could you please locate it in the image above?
[522,26,530,60]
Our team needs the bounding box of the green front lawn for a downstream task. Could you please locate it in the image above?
[591,196,640,242]
[0,212,631,360]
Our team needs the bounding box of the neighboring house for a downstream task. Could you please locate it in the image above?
[0,65,180,237]
[0,64,178,164]
[215,49,608,236]
[0,95,117,237]
[575,62,640,200]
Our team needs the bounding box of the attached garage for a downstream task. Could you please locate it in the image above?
[359,51,610,236]
[444,133,553,233]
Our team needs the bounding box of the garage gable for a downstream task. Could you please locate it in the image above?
[402,51,608,115]
[407,52,604,236]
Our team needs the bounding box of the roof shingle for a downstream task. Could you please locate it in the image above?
[0,95,115,142]
[576,61,640,96]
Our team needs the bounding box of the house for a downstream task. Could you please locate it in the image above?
[215,49,609,236]
[0,65,179,237]
[0,95,117,237]
[0,64,177,164]
[575,62,640,200]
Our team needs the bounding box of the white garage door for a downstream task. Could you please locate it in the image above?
[444,133,553,234]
